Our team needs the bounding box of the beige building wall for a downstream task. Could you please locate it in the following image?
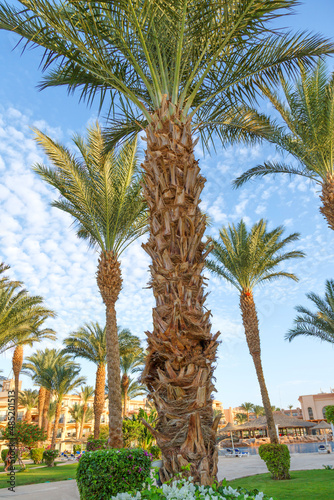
[299,392,334,421]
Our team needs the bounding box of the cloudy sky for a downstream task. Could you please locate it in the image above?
[0,1,333,411]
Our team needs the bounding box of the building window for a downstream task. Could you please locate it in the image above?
[307,407,314,420]
[322,407,328,419]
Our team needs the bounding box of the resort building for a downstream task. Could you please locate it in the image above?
[299,391,334,421]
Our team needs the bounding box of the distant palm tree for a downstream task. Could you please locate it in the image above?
[46,401,57,441]
[120,345,145,417]
[286,279,334,345]
[18,389,38,424]
[122,378,147,415]
[34,124,147,448]
[234,60,334,231]
[22,349,72,430]
[240,402,253,422]
[78,406,94,438]
[77,386,94,439]
[68,403,81,439]
[235,413,248,425]
[252,405,265,418]
[287,404,293,417]
[206,219,304,443]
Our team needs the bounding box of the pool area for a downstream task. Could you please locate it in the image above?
[219,441,334,455]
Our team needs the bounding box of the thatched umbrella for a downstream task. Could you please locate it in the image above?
[222,422,241,452]
[312,421,331,446]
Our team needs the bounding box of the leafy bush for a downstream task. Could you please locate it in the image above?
[2,421,46,447]
[73,444,82,453]
[1,449,17,463]
[110,477,273,499]
[148,445,161,460]
[259,443,290,480]
[76,448,152,500]
[325,406,334,424]
[43,449,59,467]
[122,419,143,447]
[98,424,109,439]
[30,448,44,464]
[86,438,107,451]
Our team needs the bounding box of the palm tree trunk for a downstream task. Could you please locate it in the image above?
[47,419,53,441]
[93,363,105,439]
[51,402,61,450]
[75,422,79,439]
[38,386,46,428]
[97,251,123,448]
[25,409,32,424]
[141,98,220,485]
[122,374,129,417]
[239,291,278,444]
[42,390,51,431]
[12,345,23,423]
[79,405,87,439]
[320,173,334,230]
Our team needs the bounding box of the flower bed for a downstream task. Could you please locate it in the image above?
[111,478,273,500]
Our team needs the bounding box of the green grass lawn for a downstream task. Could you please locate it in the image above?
[0,463,78,488]
[228,469,334,500]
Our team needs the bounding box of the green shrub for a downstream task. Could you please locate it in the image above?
[325,406,334,424]
[76,448,152,500]
[122,419,143,447]
[2,421,46,447]
[259,443,290,480]
[1,449,17,464]
[73,444,82,453]
[30,448,44,464]
[86,438,107,451]
[43,449,59,467]
[149,445,161,460]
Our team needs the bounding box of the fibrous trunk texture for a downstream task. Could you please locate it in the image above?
[79,405,87,439]
[38,386,46,428]
[239,291,278,444]
[42,390,51,431]
[47,419,53,441]
[141,97,220,485]
[320,173,334,231]
[25,409,32,424]
[93,363,106,439]
[97,251,123,448]
[51,402,61,449]
[12,345,23,423]
[122,373,130,417]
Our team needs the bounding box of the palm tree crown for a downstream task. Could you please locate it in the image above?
[206,219,304,292]
[286,279,334,345]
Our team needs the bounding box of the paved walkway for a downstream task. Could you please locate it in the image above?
[0,452,333,499]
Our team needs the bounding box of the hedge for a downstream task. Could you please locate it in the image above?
[30,448,44,464]
[76,448,152,500]
[86,438,107,452]
[259,443,290,480]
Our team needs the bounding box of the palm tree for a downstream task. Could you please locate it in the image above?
[46,401,57,441]
[77,386,94,439]
[235,413,248,425]
[120,345,144,417]
[18,389,38,424]
[0,1,331,483]
[286,279,334,345]
[68,403,81,439]
[22,349,72,430]
[206,219,304,444]
[240,402,253,422]
[252,405,265,418]
[78,406,94,439]
[33,124,146,449]
[37,363,86,449]
[234,60,334,231]
[63,323,141,439]
[287,405,293,417]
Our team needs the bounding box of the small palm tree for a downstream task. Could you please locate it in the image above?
[235,413,248,425]
[287,404,293,417]
[252,405,265,418]
[46,401,57,441]
[34,123,146,448]
[18,389,38,424]
[68,403,81,439]
[77,386,94,439]
[286,279,334,345]
[234,60,334,231]
[0,0,331,484]
[120,344,145,417]
[240,402,253,422]
[206,219,304,443]
[78,406,94,438]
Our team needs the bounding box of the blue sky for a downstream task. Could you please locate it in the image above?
[0,1,334,411]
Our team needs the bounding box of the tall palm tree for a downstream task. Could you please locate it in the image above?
[286,279,334,345]
[252,405,265,418]
[206,219,304,444]
[33,124,146,448]
[234,60,334,231]
[0,1,332,483]
[77,386,94,439]
[63,323,141,439]
[234,413,248,425]
[120,345,144,417]
[46,401,57,441]
[68,402,81,439]
[18,389,38,424]
[240,402,253,422]
[22,349,72,430]
[37,363,86,449]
